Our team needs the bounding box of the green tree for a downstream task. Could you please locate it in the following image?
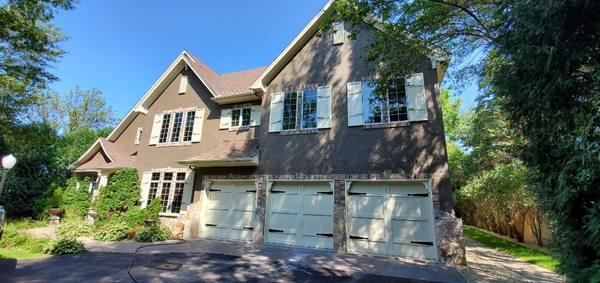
[329,0,599,278]
[489,1,600,279]
[0,123,65,217]
[0,0,77,132]
[54,127,111,168]
[32,87,116,133]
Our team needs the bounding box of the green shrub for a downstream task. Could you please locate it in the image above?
[134,226,171,242]
[46,187,64,208]
[94,169,140,220]
[49,239,87,255]
[93,221,129,242]
[56,219,93,240]
[63,177,92,219]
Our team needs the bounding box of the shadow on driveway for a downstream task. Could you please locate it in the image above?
[1,252,456,282]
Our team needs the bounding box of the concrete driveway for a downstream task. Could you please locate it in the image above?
[1,238,466,282]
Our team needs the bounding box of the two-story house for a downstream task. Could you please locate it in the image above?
[71,1,463,264]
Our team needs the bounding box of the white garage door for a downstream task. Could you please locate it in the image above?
[265,181,334,250]
[346,181,437,260]
[201,181,257,242]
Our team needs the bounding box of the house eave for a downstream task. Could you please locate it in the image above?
[210,93,261,105]
[177,154,259,168]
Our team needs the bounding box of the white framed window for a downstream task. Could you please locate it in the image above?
[278,86,330,131]
[150,107,204,146]
[219,105,261,130]
[146,171,188,214]
[231,108,251,128]
[363,80,409,124]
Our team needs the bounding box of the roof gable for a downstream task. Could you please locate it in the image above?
[107,51,265,142]
[250,1,334,92]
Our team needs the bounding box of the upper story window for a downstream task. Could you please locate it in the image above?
[268,86,331,133]
[183,111,195,142]
[346,73,428,127]
[219,105,261,130]
[362,80,408,124]
[231,108,251,128]
[149,108,205,146]
[282,92,298,130]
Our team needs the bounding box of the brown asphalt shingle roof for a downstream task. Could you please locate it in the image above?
[179,139,259,163]
[186,52,266,97]
[75,138,136,171]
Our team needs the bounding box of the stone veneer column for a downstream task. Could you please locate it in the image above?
[333,177,347,253]
[253,176,268,243]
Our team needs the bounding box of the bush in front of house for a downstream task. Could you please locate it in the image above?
[56,218,94,240]
[63,177,92,219]
[49,239,87,255]
[93,220,129,242]
[134,225,171,242]
[93,168,140,220]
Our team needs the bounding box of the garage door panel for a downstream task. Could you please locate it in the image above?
[390,197,429,221]
[302,214,333,235]
[235,183,256,193]
[230,211,254,230]
[268,212,299,234]
[303,195,333,215]
[388,183,426,196]
[203,226,229,238]
[391,220,433,244]
[391,243,436,259]
[302,183,331,194]
[302,235,333,249]
[348,217,385,242]
[347,196,385,218]
[267,232,298,245]
[348,239,387,254]
[269,194,301,213]
[350,183,385,195]
[206,192,233,210]
[205,209,229,227]
[233,193,256,211]
[272,183,301,194]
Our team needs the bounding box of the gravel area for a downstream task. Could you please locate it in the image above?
[458,238,565,282]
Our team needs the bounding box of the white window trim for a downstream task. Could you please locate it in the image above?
[363,81,409,125]
[156,107,198,147]
[229,107,252,129]
[281,87,321,132]
[146,168,191,216]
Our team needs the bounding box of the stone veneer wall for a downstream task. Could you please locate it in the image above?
[160,173,465,265]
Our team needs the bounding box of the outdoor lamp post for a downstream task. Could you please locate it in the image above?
[0,154,17,197]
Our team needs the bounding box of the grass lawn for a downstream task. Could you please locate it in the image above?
[464,226,559,272]
[0,248,48,260]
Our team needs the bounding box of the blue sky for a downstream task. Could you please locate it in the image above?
[50,0,478,119]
